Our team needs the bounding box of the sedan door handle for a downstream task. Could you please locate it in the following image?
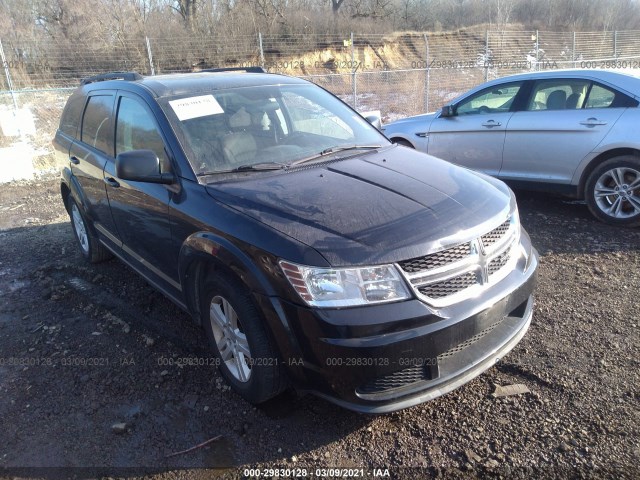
[580,117,608,126]
[482,120,502,127]
[104,177,120,188]
[70,156,80,165]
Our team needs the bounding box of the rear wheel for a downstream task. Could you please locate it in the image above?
[585,156,640,227]
[201,273,287,404]
[68,197,112,263]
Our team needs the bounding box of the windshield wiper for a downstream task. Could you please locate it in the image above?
[196,162,285,176]
[288,144,382,167]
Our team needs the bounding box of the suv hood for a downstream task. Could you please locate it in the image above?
[206,147,513,266]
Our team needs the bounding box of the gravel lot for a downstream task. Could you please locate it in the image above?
[0,175,638,479]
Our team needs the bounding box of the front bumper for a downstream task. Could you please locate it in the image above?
[260,230,538,413]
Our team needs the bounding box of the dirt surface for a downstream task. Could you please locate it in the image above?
[0,175,638,479]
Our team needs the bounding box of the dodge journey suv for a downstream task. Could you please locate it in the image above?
[53,69,538,413]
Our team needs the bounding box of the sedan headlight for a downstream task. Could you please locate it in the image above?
[279,261,411,307]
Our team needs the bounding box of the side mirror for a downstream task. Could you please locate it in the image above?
[116,150,174,184]
[440,105,456,118]
[361,110,382,130]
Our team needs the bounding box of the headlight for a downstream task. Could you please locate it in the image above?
[279,261,411,308]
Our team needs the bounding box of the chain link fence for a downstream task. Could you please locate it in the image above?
[1,29,639,178]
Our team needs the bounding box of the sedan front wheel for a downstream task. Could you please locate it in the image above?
[585,156,640,227]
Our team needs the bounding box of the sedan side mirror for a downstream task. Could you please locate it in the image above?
[116,150,174,184]
[440,105,456,118]
[361,110,382,130]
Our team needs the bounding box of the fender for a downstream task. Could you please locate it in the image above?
[179,231,307,365]
[179,231,278,299]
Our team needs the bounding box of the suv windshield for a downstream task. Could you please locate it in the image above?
[160,84,388,176]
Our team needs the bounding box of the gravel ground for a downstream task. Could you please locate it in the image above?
[0,175,638,479]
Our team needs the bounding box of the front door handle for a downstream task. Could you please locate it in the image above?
[70,156,80,165]
[482,120,502,127]
[104,177,120,188]
[580,117,607,126]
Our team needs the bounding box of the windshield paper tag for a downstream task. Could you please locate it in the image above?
[169,95,224,121]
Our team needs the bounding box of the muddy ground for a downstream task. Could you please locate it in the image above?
[0,176,638,479]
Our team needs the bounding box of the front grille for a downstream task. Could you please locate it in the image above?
[418,272,477,299]
[488,250,511,276]
[398,216,516,304]
[398,243,471,272]
[481,219,510,249]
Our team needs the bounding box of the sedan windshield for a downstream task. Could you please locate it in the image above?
[161,84,388,177]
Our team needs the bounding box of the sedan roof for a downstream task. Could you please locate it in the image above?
[481,69,640,97]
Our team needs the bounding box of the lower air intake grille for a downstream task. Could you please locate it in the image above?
[356,365,429,395]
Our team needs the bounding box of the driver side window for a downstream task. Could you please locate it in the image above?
[116,96,170,172]
[456,82,522,116]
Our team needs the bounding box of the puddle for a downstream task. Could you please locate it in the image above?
[68,277,93,292]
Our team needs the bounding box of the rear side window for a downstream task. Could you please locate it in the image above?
[59,93,86,138]
[81,95,114,155]
[526,79,590,111]
[585,83,639,109]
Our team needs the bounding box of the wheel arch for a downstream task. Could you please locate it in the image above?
[389,135,416,148]
[179,232,278,326]
[578,148,640,198]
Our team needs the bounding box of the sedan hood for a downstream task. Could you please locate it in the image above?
[385,112,437,127]
[206,146,512,266]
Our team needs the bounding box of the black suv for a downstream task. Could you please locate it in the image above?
[53,69,538,413]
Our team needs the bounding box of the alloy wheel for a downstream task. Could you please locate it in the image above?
[593,167,640,219]
[209,295,252,382]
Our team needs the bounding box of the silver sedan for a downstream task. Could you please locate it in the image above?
[383,69,640,227]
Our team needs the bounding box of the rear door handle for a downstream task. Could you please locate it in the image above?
[70,156,80,165]
[482,120,502,127]
[580,117,607,126]
[104,177,120,188]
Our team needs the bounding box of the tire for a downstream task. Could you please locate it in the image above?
[67,197,112,263]
[200,273,287,404]
[585,156,640,227]
[392,138,414,148]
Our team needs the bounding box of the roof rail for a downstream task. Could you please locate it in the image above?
[199,67,267,74]
[81,72,143,85]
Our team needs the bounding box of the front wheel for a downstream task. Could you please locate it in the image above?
[585,156,640,227]
[201,273,287,404]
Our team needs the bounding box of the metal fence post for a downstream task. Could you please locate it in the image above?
[535,30,539,70]
[145,36,155,75]
[572,31,576,68]
[484,31,489,82]
[351,32,357,109]
[424,33,430,112]
[0,38,21,137]
[258,32,265,69]
[614,31,618,58]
